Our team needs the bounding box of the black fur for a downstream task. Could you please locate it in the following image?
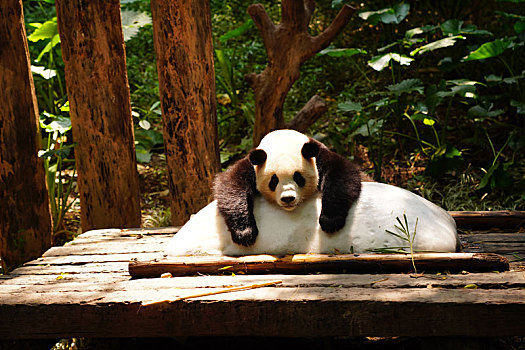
[213,151,260,246]
[305,138,362,233]
[214,138,362,246]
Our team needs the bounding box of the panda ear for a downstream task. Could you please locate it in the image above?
[301,140,320,159]
[249,149,267,166]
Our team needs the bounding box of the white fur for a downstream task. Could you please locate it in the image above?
[166,182,459,256]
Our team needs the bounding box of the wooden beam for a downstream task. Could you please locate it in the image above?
[128,252,509,278]
[450,210,525,229]
[0,0,53,269]
[150,0,220,226]
[55,0,141,231]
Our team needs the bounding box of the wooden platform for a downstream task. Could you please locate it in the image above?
[1,220,524,340]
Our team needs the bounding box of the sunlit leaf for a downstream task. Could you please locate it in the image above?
[139,120,151,130]
[462,39,512,61]
[405,25,438,38]
[423,118,435,126]
[31,65,56,79]
[368,53,413,71]
[219,20,253,43]
[410,36,465,56]
[338,101,362,112]
[319,47,367,58]
[359,3,410,25]
[28,18,58,41]
[41,113,72,134]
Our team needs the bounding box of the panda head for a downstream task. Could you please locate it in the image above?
[249,130,320,211]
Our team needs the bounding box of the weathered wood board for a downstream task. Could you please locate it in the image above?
[0,222,524,340]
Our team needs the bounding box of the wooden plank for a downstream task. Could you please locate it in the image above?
[1,287,524,338]
[2,272,524,293]
[0,0,53,268]
[451,211,525,228]
[128,253,509,278]
[43,240,169,257]
[55,0,141,231]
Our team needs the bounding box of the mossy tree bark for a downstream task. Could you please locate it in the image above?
[151,0,220,225]
[56,0,141,231]
[245,0,355,144]
[0,0,52,269]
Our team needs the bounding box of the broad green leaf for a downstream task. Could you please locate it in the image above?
[351,119,384,137]
[121,10,151,41]
[219,20,253,43]
[338,101,362,112]
[31,65,56,79]
[42,115,72,134]
[28,18,57,41]
[441,19,492,36]
[410,36,465,56]
[368,53,413,71]
[462,39,512,61]
[468,105,504,118]
[359,3,410,25]
[135,148,152,163]
[319,48,367,58]
[387,78,424,95]
[405,25,438,38]
[38,144,74,159]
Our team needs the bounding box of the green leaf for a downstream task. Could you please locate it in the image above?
[387,78,424,95]
[514,21,525,34]
[338,101,362,112]
[135,148,152,164]
[319,48,367,58]
[121,10,152,41]
[41,114,72,134]
[511,100,525,114]
[410,36,465,56]
[35,34,60,62]
[368,53,413,71]
[441,19,492,36]
[423,118,435,126]
[462,39,512,61]
[468,105,504,118]
[359,3,410,25]
[405,25,438,38]
[219,19,253,43]
[28,18,57,42]
[351,119,383,137]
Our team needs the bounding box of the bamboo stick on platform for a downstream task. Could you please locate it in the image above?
[129,253,509,278]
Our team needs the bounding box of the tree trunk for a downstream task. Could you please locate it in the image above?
[0,0,52,269]
[246,1,355,144]
[55,0,141,231]
[150,0,220,225]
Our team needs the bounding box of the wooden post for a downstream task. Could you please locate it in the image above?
[0,0,53,269]
[150,0,220,225]
[55,0,141,231]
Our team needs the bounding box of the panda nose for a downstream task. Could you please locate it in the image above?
[281,196,295,204]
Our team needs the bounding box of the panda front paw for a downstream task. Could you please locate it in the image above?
[319,214,346,234]
[230,226,259,246]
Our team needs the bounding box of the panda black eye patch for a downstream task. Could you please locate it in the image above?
[293,171,306,187]
[269,174,279,191]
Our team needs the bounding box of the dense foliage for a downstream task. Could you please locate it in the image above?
[23,0,525,231]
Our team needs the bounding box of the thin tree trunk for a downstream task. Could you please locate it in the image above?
[151,0,220,225]
[0,0,52,269]
[56,0,141,231]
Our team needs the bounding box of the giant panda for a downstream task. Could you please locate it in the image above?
[166,129,459,256]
